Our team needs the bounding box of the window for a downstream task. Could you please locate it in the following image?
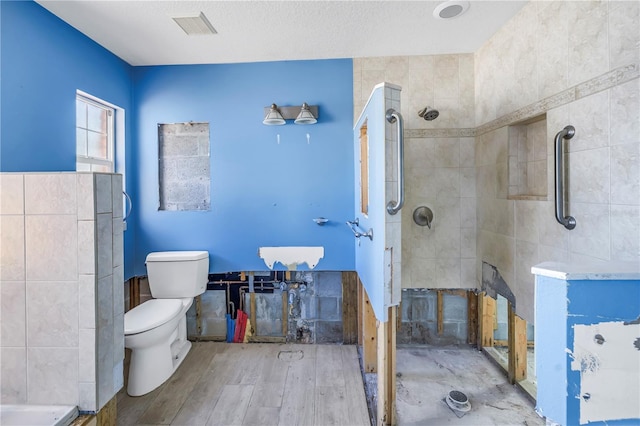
[76,94,115,172]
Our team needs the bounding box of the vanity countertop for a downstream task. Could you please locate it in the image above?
[531,261,640,281]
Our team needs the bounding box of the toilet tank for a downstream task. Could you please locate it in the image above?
[145,251,209,298]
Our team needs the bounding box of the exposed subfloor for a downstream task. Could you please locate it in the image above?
[396,345,544,426]
[117,342,370,425]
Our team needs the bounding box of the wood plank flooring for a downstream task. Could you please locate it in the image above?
[116,342,371,426]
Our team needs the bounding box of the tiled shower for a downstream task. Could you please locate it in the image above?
[353,0,639,334]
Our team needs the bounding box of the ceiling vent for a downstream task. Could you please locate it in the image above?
[172,12,217,35]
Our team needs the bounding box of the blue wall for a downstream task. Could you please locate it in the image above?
[1,1,137,279]
[1,2,356,276]
[132,61,355,274]
[0,1,133,173]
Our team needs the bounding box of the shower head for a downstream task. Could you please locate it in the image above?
[418,106,439,121]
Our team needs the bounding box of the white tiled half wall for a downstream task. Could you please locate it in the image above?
[0,172,124,412]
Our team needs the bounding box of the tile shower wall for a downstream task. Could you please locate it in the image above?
[353,55,475,130]
[353,54,477,290]
[0,172,124,412]
[475,1,640,323]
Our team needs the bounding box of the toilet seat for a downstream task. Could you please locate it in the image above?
[124,299,182,335]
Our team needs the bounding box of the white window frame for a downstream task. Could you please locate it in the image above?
[76,92,116,172]
[76,90,128,221]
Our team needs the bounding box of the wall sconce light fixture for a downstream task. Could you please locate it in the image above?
[263,103,318,125]
[263,104,286,125]
[295,103,317,125]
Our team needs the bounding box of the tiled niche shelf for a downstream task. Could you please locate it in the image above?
[507,114,548,201]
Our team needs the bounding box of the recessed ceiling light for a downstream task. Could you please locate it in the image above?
[433,1,470,20]
[172,12,217,35]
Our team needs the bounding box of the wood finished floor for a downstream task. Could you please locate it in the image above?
[116,342,371,426]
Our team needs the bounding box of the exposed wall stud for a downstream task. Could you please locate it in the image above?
[467,291,479,345]
[195,295,202,339]
[479,292,496,347]
[363,287,377,373]
[342,272,358,344]
[129,276,141,309]
[508,303,527,383]
[357,278,364,346]
[282,291,288,337]
[249,292,257,336]
[437,290,444,335]
[376,306,397,426]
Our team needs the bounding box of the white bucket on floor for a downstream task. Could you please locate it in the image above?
[0,405,78,426]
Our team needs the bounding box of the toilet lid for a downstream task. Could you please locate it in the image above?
[124,299,182,334]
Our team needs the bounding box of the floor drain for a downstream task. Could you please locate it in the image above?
[444,390,471,417]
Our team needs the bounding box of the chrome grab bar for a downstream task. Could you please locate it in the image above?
[123,191,133,222]
[346,218,373,241]
[554,125,576,230]
[385,108,404,215]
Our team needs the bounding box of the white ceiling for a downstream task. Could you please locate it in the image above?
[35,0,527,66]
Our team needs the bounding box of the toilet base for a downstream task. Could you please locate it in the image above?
[127,336,192,397]
[172,338,192,373]
[125,299,195,397]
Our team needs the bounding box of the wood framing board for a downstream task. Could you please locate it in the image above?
[376,306,397,426]
[437,290,444,335]
[363,286,377,373]
[129,277,140,310]
[508,303,527,383]
[357,277,363,346]
[282,291,288,337]
[187,334,225,342]
[477,292,484,348]
[478,292,496,348]
[247,336,286,343]
[195,295,202,338]
[249,292,257,336]
[442,289,468,297]
[387,306,397,426]
[467,290,478,345]
[359,125,369,216]
[342,272,358,344]
[494,339,534,348]
[97,395,116,426]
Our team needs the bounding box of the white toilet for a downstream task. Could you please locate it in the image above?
[124,251,208,396]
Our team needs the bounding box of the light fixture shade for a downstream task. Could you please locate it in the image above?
[294,102,317,125]
[263,104,285,125]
